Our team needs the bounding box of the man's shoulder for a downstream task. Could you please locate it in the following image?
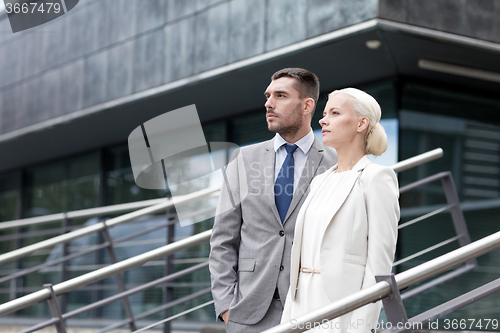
[238,138,274,154]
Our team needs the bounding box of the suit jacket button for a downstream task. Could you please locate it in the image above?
[280,265,284,271]
[279,230,285,237]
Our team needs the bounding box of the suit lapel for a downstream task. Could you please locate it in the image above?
[320,155,372,229]
[283,137,324,225]
[263,140,282,225]
[289,166,325,299]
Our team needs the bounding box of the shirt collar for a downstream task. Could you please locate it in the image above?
[274,129,315,154]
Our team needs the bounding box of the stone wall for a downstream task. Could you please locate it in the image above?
[2,0,499,135]
[379,0,500,44]
[0,0,378,134]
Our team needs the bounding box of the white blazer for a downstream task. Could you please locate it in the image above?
[287,156,400,332]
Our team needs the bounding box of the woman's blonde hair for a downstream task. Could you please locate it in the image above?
[329,88,388,156]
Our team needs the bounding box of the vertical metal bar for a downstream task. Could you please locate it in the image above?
[12,170,28,301]
[375,275,409,332]
[163,209,176,333]
[440,173,477,265]
[440,173,471,246]
[44,284,67,333]
[100,225,137,331]
[59,214,70,314]
[10,228,21,301]
[95,148,108,320]
[94,224,104,319]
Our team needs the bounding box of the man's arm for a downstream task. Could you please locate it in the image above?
[209,149,244,321]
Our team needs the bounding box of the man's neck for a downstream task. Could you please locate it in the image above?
[279,127,311,144]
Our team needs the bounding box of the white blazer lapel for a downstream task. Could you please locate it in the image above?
[321,156,372,225]
[289,168,328,300]
[290,156,372,300]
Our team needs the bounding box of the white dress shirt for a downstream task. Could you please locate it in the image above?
[274,129,315,194]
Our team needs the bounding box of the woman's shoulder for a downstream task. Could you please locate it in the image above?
[361,162,398,186]
[363,162,394,174]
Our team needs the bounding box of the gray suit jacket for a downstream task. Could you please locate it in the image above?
[209,136,337,325]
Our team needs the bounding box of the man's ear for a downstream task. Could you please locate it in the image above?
[303,98,315,117]
[358,117,369,133]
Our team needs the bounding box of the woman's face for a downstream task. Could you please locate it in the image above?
[319,93,364,149]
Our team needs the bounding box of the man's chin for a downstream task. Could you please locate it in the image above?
[267,123,279,133]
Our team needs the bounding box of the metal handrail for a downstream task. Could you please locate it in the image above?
[0,197,166,231]
[263,230,500,333]
[0,186,219,265]
[0,205,215,284]
[0,148,443,231]
[392,148,443,173]
[0,148,443,267]
[0,148,446,331]
[16,264,210,333]
[0,229,212,316]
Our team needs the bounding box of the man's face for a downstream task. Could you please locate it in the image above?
[264,77,305,136]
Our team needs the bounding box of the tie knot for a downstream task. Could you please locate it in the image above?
[284,144,298,155]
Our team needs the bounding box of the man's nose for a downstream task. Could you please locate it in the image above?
[265,97,273,109]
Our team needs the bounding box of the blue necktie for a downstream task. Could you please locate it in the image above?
[275,144,298,223]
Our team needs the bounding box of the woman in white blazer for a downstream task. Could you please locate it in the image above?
[281,88,400,332]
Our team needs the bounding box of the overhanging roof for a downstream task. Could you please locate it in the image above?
[2,18,500,173]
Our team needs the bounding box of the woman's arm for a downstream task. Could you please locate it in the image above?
[349,165,400,333]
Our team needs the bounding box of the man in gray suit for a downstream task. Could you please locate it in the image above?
[209,68,337,332]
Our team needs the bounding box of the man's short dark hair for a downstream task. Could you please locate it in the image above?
[271,68,320,105]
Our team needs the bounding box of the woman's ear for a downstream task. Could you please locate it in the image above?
[358,117,369,133]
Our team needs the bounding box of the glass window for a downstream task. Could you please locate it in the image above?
[0,172,21,304]
[105,145,168,206]
[398,81,500,322]
[13,153,101,317]
[230,110,273,146]
[0,171,21,223]
[24,152,101,218]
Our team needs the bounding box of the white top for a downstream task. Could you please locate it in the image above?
[274,129,315,194]
[284,170,354,332]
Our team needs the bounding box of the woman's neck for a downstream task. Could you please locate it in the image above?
[334,146,366,173]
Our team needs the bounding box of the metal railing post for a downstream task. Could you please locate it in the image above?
[100,224,137,331]
[163,209,176,333]
[60,213,70,315]
[44,284,67,333]
[375,275,409,332]
[441,174,474,248]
